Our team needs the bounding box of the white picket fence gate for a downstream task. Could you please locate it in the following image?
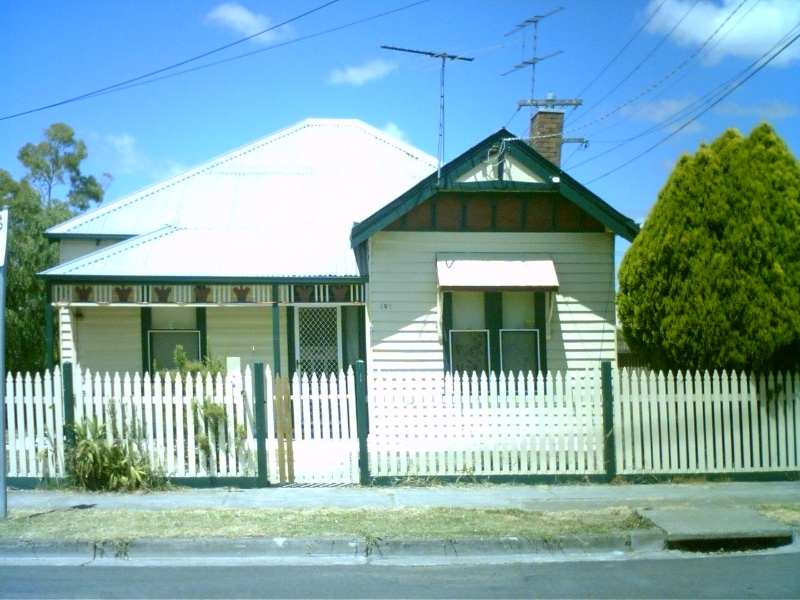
[3,365,799,483]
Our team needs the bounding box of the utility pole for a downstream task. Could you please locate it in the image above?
[382,45,474,182]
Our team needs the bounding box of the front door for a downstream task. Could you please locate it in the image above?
[295,306,341,375]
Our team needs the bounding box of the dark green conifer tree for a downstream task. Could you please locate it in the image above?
[618,122,800,372]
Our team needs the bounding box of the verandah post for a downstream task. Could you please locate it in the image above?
[62,362,75,447]
[601,361,617,481]
[253,362,269,487]
[355,360,370,486]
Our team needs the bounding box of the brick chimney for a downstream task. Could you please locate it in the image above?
[530,109,564,167]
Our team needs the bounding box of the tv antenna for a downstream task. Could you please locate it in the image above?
[382,45,474,182]
[503,7,564,117]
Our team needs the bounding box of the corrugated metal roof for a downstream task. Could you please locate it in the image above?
[42,226,362,279]
[45,119,436,279]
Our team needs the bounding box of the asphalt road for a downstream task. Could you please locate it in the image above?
[1,553,799,599]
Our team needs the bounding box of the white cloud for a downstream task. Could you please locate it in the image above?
[646,0,800,66]
[329,59,398,86]
[715,99,798,119]
[103,133,185,181]
[624,97,706,135]
[206,3,292,45]
[105,133,148,174]
[381,122,407,141]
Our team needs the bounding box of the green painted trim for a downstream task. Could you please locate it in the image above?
[164,477,262,489]
[62,362,75,447]
[253,362,269,488]
[286,307,296,376]
[442,292,453,372]
[196,307,207,359]
[355,360,370,485]
[485,292,502,373]
[43,232,131,241]
[45,287,54,371]
[370,474,612,486]
[41,275,368,285]
[271,285,281,376]
[140,307,152,373]
[534,292,547,374]
[601,361,616,481]
[357,304,367,366]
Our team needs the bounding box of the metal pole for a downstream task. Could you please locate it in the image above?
[1,207,9,519]
[0,264,7,519]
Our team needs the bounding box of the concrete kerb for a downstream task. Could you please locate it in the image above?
[0,531,666,564]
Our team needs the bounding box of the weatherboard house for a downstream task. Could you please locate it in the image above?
[41,117,638,379]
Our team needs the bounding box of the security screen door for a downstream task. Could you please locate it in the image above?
[295,306,342,375]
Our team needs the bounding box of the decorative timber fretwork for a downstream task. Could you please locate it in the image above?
[52,283,365,305]
[153,286,172,303]
[384,191,606,234]
[114,286,133,302]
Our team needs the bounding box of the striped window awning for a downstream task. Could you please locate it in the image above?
[436,256,559,291]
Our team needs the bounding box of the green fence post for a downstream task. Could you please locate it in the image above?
[601,360,617,481]
[62,362,75,447]
[253,362,269,487]
[355,360,370,486]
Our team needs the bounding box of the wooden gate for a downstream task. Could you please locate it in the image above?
[267,370,359,484]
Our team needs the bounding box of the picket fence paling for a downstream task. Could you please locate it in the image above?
[615,368,800,474]
[368,368,605,477]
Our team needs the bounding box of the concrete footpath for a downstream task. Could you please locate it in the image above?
[1,481,798,564]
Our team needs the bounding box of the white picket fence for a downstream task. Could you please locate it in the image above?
[369,369,605,477]
[3,365,800,483]
[616,368,800,474]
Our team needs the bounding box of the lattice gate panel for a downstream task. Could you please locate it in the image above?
[296,307,340,375]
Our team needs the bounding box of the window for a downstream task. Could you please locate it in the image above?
[444,290,546,376]
[149,330,201,371]
[500,329,540,375]
[147,307,200,371]
[450,330,490,375]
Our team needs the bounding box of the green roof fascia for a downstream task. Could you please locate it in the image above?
[351,127,639,246]
[39,274,367,285]
[502,139,640,241]
[43,232,133,242]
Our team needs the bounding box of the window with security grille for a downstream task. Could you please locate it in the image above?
[296,306,341,374]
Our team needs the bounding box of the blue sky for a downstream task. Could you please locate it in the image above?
[2,0,799,266]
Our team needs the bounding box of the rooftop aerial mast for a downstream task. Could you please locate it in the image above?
[382,45,474,182]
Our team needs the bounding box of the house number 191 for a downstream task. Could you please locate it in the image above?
[378,302,393,310]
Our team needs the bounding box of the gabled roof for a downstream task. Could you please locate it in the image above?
[350,128,639,246]
[43,119,437,280]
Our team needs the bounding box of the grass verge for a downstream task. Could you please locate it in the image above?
[757,504,800,526]
[0,507,648,542]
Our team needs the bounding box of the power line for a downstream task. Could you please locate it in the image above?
[564,0,751,139]
[570,15,798,170]
[584,27,800,184]
[571,0,669,101]
[1,0,349,121]
[570,0,702,127]
[37,0,433,109]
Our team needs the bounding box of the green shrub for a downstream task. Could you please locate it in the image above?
[65,417,164,491]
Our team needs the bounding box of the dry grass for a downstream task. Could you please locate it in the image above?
[758,504,800,526]
[0,506,648,542]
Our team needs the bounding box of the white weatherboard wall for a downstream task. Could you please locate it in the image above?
[206,306,289,373]
[367,231,616,374]
[73,307,141,374]
[60,238,123,264]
